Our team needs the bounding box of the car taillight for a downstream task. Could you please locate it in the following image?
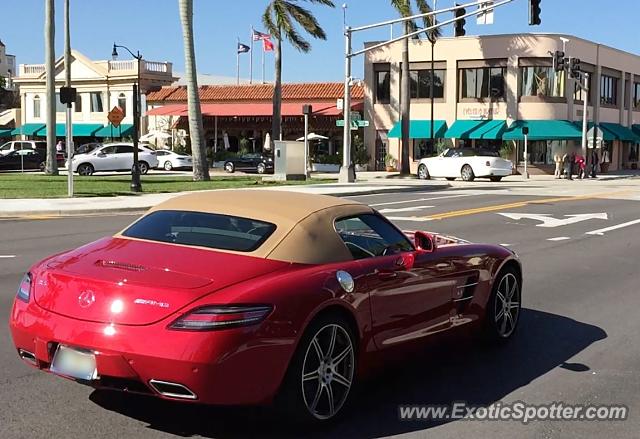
[485,161,491,167]
[169,305,273,331]
[17,273,32,303]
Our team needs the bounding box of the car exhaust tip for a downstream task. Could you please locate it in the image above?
[148,379,197,400]
[18,349,37,366]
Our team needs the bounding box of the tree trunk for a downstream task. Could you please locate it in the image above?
[400,21,411,175]
[44,0,58,175]
[179,0,209,181]
[271,35,282,143]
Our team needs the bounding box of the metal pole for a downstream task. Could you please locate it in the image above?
[339,26,354,183]
[236,38,240,85]
[214,115,218,153]
[261,40,265,84]
[131,54,142,192]
[304,113,309,179]
[249,26,254,84]
[64,0,73,197]
[524,133,529,179]
[581,72,589,163]
[430,0,436,157]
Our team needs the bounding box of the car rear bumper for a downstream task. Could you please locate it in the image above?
[477,167,512,177]
[9,298,293,406]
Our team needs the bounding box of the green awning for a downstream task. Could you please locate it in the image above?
[503,120,582,141]
[600,123,640,143]
[35,123,103,137]
[632,125,640,137]
[388,120,448,139]
[444,119,507,140]
[94,124,134,138]
[0,128,13,138]
[11,123,45,136]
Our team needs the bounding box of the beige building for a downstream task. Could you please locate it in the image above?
[0,39,16,89]
[12,50,175,140]
[363,33,640,174]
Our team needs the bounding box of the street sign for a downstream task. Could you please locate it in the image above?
[336,98,344,111]
[336,119,369,129]
[477,1,495,25]
[107,106,125,128]
[586,126,604,148]
[350,112,362,121]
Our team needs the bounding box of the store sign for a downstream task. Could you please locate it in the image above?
[461,107,502,119]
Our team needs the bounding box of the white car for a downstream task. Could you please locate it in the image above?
[72,143,159,176]
[0,140,48,156]
[154,149,193,170]
[417,148,513,182]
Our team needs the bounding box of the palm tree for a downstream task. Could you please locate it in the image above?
[178,0,209,181]
[390,0,440,175]
[44,0,58,175]
[262,0,335,143]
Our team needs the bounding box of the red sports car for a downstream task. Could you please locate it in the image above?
[9,190,522,423]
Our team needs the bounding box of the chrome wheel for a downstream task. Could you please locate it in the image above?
[77,164,94,176]
[461,165,475,182]
[494,273,520,338]
[164,160,173,171]
[137,161,150,175]
[257,163,266,174]
[417,164,429,180]
[301,324,355,420]
[224,162,234,173]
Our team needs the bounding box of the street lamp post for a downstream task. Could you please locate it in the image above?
[112,43,142,192]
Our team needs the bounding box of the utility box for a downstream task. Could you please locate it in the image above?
[271,140,306,181]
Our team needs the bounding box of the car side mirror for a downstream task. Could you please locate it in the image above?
[414,231,436,253]
[96,152,106,157]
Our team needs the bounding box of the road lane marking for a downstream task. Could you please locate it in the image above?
[498,212,608,228]
[386,216,433,222]
[547,237,571,241]
[421,190,631,221]
[586,219,640,236]
[370,194,474,207]
[499,243,512,247]
[0,255,16,258]
[379,206,434,214]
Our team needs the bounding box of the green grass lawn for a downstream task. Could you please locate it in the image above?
[0,173,335,198]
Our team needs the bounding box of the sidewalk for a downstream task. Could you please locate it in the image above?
[0,179,448,218]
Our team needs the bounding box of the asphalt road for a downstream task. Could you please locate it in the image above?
[1,187,639,438]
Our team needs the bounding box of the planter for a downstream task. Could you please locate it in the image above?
[311,163,340,173]
[355,164,368,172]
[601,162,610,173]
[385,166,396,172]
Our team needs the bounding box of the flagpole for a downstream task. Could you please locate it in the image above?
[249,26,254,84]
[236,37,240,85]
[261,40,265,84]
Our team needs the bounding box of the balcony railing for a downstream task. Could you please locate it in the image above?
[20,64,46,76]
[18,59,172,79]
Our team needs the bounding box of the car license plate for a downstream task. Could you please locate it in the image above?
[50,345,98,381]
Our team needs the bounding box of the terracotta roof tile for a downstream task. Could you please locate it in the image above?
[147,82,364,103]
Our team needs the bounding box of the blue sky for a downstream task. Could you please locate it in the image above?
[2,0,639,83]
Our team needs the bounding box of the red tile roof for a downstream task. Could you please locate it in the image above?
[147,82,364,103]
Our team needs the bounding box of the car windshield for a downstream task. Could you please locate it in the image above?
[122,210,277,252]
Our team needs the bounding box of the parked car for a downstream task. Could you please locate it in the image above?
[9,190,522,423]
[155,150,193,170]
[417,148,513,182]
[0,148,65,171]
[0,140,48,157]
[224,153,273,174]
[71,143,159,176]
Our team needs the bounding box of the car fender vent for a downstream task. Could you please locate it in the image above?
[454,273,480,304]
[95,260,146,272]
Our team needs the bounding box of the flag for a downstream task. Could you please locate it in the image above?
[237,42,250,54]
[252,29,271,41]
[263,38,274,52]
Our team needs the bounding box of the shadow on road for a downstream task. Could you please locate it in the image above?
[90,309,606,438]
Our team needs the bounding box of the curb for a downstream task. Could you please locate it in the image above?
[0,183,450,219]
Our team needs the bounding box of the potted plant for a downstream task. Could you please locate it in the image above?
[311,153,342,172]
[384,153,397,172]
[352,135,370,172]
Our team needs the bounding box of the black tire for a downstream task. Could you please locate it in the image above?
[224,162,235,173]
[461,164,475,182]
[490,176,503,182]
[277,313,357,425]
[417,164,430,180]
[446,177,456,181]
[39,161,46,172]
[257,163,266,174]
[137,161,150,175]
[483,267,521,343]
[163,160,173,171]
[77,163,94,176]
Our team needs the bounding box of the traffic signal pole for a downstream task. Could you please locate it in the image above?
[340,0,517,183]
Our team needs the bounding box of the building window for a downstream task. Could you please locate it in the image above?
[412,139,438,160]
[375,66,391,104]
[90,92,104,113]
[117,93,127,116]
[54,93,66,112]
[410,69,445,99]
[632,82,640,110]
[33,95,41,118]
[573,75,592,104]
[517,140,566,165]
[460,67,505,100]
[74,93,82,113]
[520,66,565,98]
[600,75,618,106]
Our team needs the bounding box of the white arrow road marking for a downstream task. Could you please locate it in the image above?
[386,216,434,222]
[369,194,473,207]
[586,219,640,236]
[547,237,571,241]
[498,212,608,228]
[0,255,16,258]
[379,206,434,214]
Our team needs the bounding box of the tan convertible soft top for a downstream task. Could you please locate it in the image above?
[117,190,374,264]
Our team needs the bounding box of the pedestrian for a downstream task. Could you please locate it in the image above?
[575,153,586,179]
[590,149,599,178]
[554,152,563,179]
[563,151,573,180]
[56,140,63,153]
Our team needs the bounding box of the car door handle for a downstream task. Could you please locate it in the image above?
[375,269,398,280]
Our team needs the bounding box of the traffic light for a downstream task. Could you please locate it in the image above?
[553,50,566,73]
[59,86,77,105]
[529,0,541,25]
[454,5,466,37]
[570,58,581,78]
